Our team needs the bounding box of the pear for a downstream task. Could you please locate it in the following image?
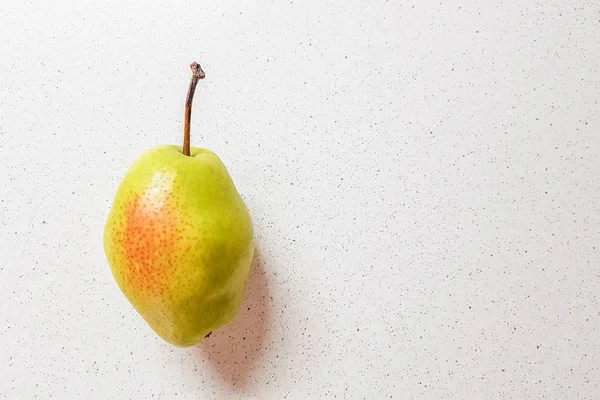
[104,63,253,347]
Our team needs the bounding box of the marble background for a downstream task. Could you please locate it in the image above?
[1,1,599,398]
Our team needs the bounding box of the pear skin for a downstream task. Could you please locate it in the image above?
[104,145,253,347]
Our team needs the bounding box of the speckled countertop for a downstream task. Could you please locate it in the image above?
[1,1,599,399]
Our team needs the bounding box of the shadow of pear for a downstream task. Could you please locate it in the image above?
[199,246,271,390]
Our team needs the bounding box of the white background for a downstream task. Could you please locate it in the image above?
[1,1,599,399]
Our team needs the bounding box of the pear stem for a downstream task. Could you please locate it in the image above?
[182,62,206,156]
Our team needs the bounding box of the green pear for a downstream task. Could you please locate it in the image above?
[104,63,253,347]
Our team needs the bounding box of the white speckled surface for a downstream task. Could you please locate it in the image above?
[1,1,600,399]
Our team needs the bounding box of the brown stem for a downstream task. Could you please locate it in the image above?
[182,62,206,156]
